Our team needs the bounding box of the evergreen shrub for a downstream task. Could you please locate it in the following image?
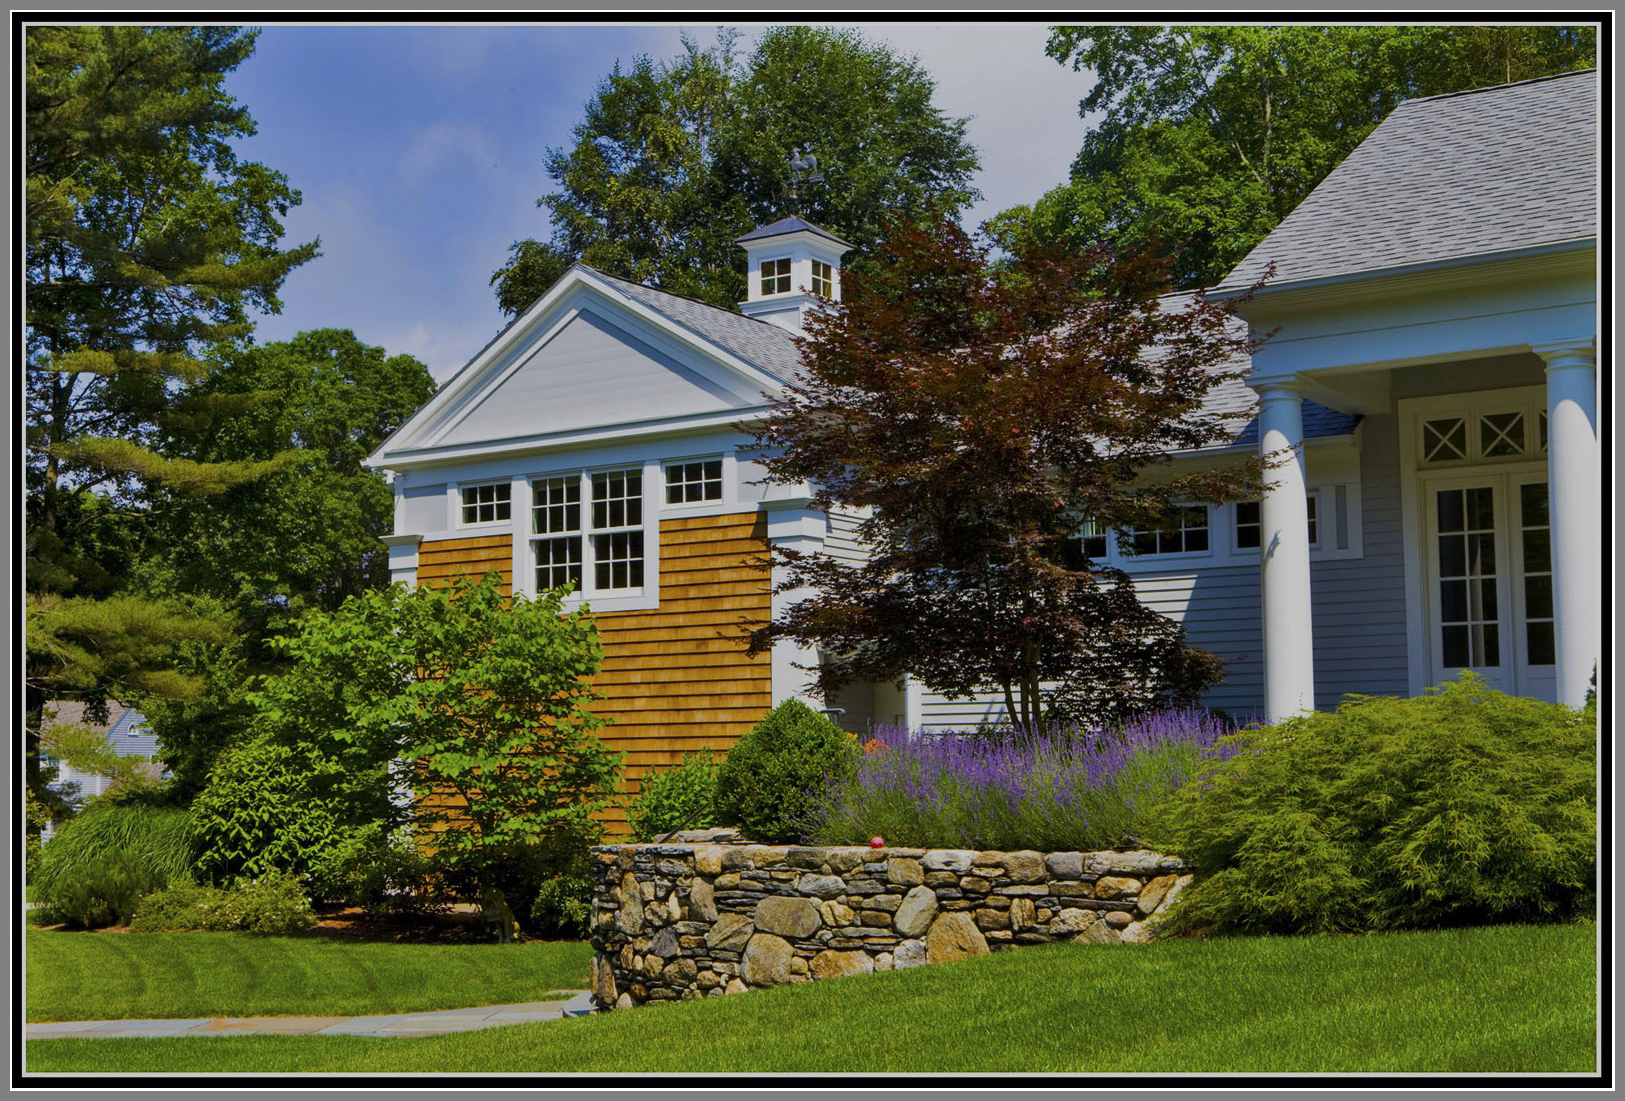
[714,700,857,843]
[129,870,316,934]
[31,798,196,927]
[1146,674,1597,935]
[626,749,719,841]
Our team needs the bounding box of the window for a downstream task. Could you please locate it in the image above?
[761,257,791,295]
[1235,496,1318,550]
[530,468,645,595]
[665,459,723,504]
[1420,405,1546,466]
[460,482,511,525]
[532,475,582,591]
[1125,506,1209,556]
[1078,517,1108,560]
[811,260,833,297]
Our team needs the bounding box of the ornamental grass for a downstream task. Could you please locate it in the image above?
[813,709,1237,852]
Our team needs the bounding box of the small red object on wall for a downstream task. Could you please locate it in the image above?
[869,836,885,849]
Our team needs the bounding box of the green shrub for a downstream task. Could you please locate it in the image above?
[437,817,603,939]
[31,799,197,928]
[626,749,719,841]
[190,734,392,894]
[1145,674,1596,935]
[130,870,316,934]
[714,700,857,844]
[304,823,449,921]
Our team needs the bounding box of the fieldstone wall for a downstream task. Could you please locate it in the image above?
[589,834,1191,1009]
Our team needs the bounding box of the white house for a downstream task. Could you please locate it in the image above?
[368,70,1599,810]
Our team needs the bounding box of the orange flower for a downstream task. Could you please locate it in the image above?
[862,737,889,756]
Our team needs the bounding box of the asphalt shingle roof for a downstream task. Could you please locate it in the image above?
[589,268,806,387]
[1224,70,1597,290]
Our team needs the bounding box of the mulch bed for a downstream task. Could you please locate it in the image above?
[307,903,494,944]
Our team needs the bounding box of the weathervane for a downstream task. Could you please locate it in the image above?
[787,145,823,214]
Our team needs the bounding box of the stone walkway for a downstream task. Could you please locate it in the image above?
[27,992,595,1041]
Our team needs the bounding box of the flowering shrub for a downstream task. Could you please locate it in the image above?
[813,709,1236,851]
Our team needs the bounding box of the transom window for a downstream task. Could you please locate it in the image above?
[665,459,723,504]
[460,482,511,525]
[1235,496,1317,550]
[761,257,791,296]
[811,260,833,297]
[1125,506,1209,556]
[1421,408,1546,466]
[530,468,645,594]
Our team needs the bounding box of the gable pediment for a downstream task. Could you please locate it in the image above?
[373,271,786,463]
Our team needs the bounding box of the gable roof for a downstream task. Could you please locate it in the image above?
[590,269,805,385]
[1223,69,1597,291]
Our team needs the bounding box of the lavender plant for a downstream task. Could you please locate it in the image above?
[813,710,1237,852]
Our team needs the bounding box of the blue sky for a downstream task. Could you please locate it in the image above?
[228,22,1095,382]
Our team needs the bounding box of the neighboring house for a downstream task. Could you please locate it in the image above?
[368,70,1599,815]
[39,700,166,839]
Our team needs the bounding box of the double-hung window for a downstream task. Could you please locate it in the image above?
[1124,506,1210,556]
[1234,495,1318,551]
[531,468,645,595]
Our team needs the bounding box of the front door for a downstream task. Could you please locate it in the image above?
[1424,473,1555,701]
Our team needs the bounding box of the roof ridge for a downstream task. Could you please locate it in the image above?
[585,265,791,333]
[1393,67,1595,110]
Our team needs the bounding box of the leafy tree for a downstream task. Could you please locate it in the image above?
[492,26,980,313]
[996,25,1597,287]
[750,216,1257,729]
[151,329,436,621]
[25,25,316,806]
[246,573,623,890]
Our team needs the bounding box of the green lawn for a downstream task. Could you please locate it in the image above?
[27,923,1596,1074]
[25,929,593,1022]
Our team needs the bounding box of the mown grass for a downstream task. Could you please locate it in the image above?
[25,930,593,1022]
[27,923,1596,1074]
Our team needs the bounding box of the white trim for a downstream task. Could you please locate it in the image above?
[1397,385,1549,696]
[368,267,792,468]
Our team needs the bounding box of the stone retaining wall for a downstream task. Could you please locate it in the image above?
[589,839,1192,1009]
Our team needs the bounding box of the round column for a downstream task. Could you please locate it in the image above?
[1257,380,1317,722]
[1534,340,1599,709]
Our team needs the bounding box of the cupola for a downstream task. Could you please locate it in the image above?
[736,216,854,335]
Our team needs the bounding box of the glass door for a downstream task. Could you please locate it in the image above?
[1423,474,1555,701]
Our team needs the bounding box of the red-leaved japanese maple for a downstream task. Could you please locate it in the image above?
[748,215,1267,730]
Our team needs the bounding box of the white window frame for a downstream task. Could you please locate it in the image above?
[761,256,792,297]
[663,456,725,507]
[1417,399,1548,469]
[521,461,660,612]
[1119,504,1213,561]
[1233,492,1322,554]
[810,259,833,297]
[451,480,513,529]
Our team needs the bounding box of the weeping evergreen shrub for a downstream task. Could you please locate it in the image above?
[31,797,197,928]
[1145,674,1596,935]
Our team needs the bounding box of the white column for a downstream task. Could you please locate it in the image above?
[1257,380,1316,722]
[1533,340,1599,709]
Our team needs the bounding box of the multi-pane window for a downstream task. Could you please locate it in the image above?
[665,459,723,504]
[591,470,644,590]
[1235,496,1317,550]
[1436,486,1498,668]
[811,260,833,297]
[1078,517,1108,561]
[761,257,792,295]
[529,469,645,594]
[460,482,511,525]
[1125,506,1209,556]
[532,475,583,591]
[1421,407,1546,466]
[1519,482,1554,666]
